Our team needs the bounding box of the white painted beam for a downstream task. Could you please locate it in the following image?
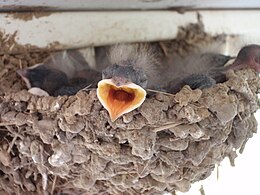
[0,11,198,50]
[0,11,260,55]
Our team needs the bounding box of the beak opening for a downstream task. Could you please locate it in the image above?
[97,79,147,122]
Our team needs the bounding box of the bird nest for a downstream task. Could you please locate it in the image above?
[0,66,259,195]
[0,26,259,194]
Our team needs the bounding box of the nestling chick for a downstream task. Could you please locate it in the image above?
[228,44,260,73]
[17,50,102,96]
[97,43,163,122]
[17,63,69,96]
[165,52,233,93]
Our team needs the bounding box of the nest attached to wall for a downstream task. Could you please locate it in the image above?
[0,22,259,195]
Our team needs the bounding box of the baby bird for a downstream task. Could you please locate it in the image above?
[165,44,260,94]
[165,52,233,93]
[97,43,163,122]
[228,44,260,73]
[17,50,101,96]
[17,63,69,96]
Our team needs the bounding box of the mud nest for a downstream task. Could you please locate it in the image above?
[0,24,260,195]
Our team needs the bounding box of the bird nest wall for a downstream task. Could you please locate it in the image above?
[0,25,259,194]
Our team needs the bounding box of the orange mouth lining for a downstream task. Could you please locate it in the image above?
[106,86,138,120]
[97,79,147,121]
[108,86,135,102]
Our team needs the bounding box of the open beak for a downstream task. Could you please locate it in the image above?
[97,79,147,122]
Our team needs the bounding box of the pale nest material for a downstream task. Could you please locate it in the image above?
[0,68,259,194]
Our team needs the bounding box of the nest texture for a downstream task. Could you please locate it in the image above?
[0,64,259,194]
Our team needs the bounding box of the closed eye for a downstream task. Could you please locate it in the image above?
[254,56,260,64]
